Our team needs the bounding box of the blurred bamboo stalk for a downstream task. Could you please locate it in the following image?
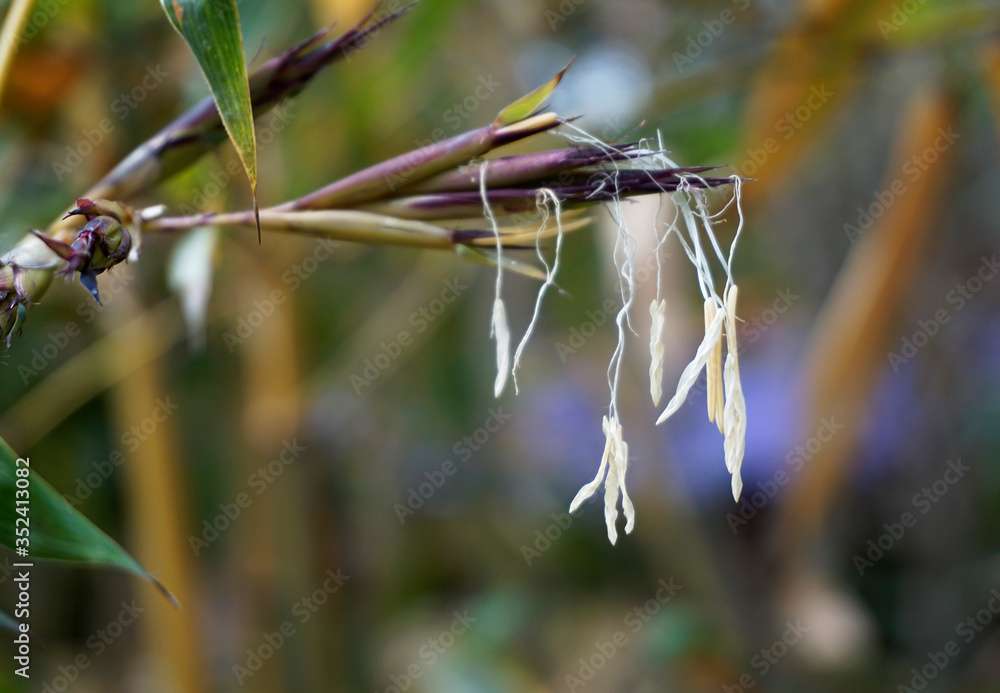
[234,255,317,692]
[736,0,911,208]
[306,251,475,389]
[0,0,34,111]
[275,112,564,210]
[146,207,594,249]
[981,44,1000,153]
[141,138,727,245]
[106,296,207,693]
[777,86,956,558]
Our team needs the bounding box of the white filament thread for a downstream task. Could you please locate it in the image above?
[480,162,510,398]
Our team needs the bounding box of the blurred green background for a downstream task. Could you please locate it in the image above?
[2,0,1000,691]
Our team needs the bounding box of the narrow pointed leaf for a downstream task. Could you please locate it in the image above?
[160,0,259,239]
[493,61,572,127]
[455,245,548,282]
[0,434,176,604]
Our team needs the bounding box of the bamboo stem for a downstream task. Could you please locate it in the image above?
[0,0,35,112]
[147,209,456,248]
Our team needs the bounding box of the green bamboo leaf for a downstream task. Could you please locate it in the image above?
[0,435,176,605]
[160,0,260,239]
[493,61,572,128]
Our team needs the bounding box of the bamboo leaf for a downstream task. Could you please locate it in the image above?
[493,61,572,128]
[0,434,176,604]
[455,245,548,282]
[160,0,260,239]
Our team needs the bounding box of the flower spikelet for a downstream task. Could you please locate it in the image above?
[649,298,666,406]
[569,415,635,544]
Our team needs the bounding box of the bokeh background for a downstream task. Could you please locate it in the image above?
[2,0,1000,690]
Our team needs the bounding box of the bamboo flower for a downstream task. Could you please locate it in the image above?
[649,298,666,406]
[652,172,748,508]
[705,298,723,429]
[568,415,635,545]
[0,5,750,543]
[722,285,747,500]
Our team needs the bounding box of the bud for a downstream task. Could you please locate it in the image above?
[0,266,14,293]
[64,198,134,225]
[0,263,53,346]
[14,267,53,300]
[33,214,133,304]
[1,300,18,347]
